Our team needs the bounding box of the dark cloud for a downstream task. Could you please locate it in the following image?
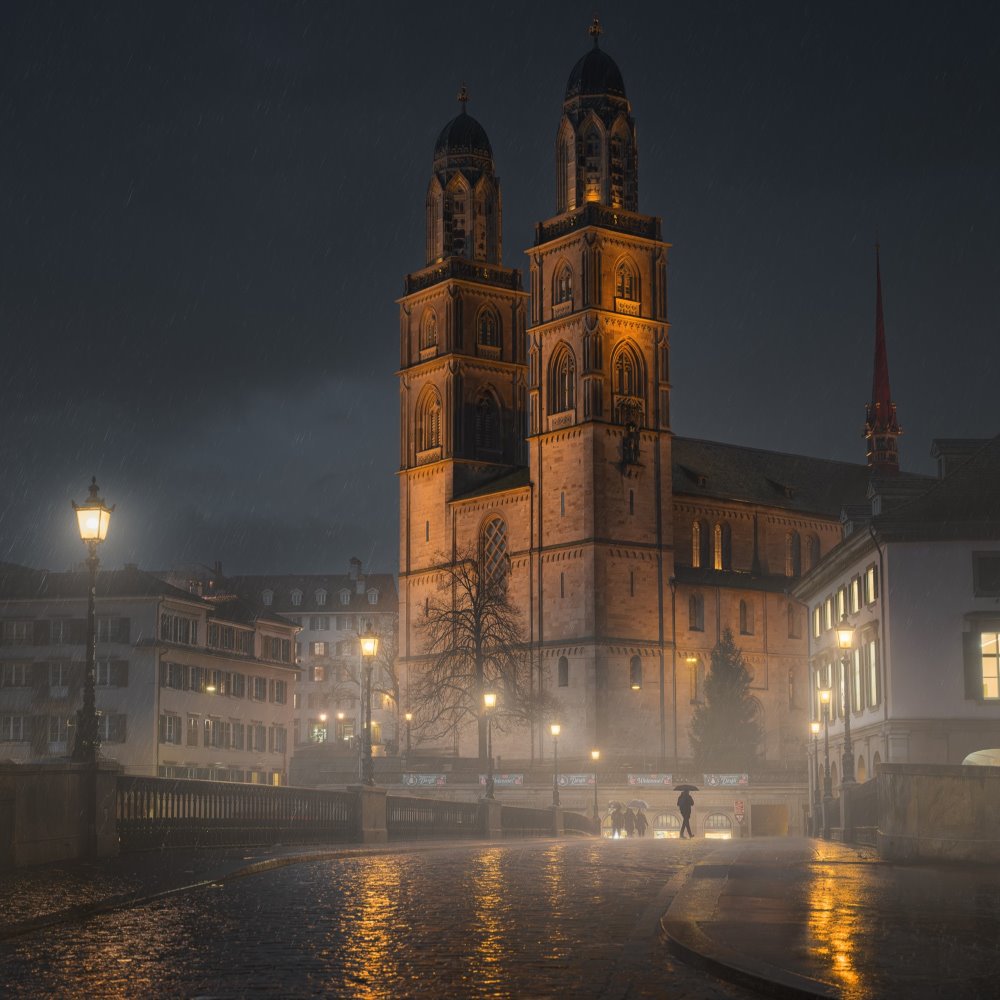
[1,1,997,573]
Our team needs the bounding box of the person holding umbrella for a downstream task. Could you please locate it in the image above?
[628,799,649,837]
[676,783,698,838]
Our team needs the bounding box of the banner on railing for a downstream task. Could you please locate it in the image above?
[557,773,596,787]
[479,773,524,786]
[402,773,448,787]
[626,773,673,786]
[704,773,750,787]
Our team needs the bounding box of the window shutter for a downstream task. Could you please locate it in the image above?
[112,660,129,687]
[33,620,51,645]
[159,661,167,686]
[963,630,983,701]
[158,714,167,743]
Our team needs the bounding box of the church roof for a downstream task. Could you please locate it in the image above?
[671,437,933,518]
[434,110,493,161]
[451,467,530,503]
[565,44,627,100]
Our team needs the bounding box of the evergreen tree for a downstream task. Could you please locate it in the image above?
[689,628,763,772]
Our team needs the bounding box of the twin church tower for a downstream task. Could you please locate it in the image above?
[397,22,901,763]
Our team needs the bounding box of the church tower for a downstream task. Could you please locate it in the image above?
[864,245,902,473]
[398,92,529,691]
[527,20,674,758]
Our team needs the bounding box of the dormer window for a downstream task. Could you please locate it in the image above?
[315,589,327,606]
[262,590,273,607]
[367,589,379,606]
[291,589,302,606]
[340,589,351,606]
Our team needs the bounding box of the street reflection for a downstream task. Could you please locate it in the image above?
[471,848,509,992]
[807,865,864,998]
[541,844,570,960]
[339,854,402,998]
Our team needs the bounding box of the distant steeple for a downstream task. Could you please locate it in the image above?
[864,244,902,473]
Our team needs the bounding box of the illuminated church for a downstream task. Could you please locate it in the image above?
[396,21,912,767]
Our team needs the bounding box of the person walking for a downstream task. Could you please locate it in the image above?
[635,809,648,837]
[678,790,694,838]
[624,807,636,838]
[611,805,624,838]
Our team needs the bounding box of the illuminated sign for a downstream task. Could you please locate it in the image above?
[626,773,673,786]
[704,773,750,787]
[557,773,596,787]
[402,773,447,787]
[478,773,524,787]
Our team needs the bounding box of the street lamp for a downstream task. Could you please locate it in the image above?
[71,477,113,764]
[336,711,345,741]
[836,614,857,785]
[810,721,821,835]
[819,685,833,839]
[550,723,561,808]
[591,749,601,833]
[318,712,328,742]
[483,691,497,800]
[359,621,379,786]
[404,711,413,756]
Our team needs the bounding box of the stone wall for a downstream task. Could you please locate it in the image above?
[0,761,120,868]
[878,762,1000,863]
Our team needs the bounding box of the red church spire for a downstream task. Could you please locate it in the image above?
[864,244,902,472]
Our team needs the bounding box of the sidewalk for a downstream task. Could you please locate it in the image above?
[661,836,1000,999]
[0,839,494,942]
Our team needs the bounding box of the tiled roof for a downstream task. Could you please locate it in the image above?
[672,437,934,518]
[226,572,398,614]
[452,467,531,502]
[0,564,202,603]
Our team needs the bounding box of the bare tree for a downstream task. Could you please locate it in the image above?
[369,614,401,752]
[414,550,535,763]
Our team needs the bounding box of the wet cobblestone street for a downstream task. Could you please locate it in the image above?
[0,838,755,999]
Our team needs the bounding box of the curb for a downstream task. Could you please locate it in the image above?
[660,859,841,1000]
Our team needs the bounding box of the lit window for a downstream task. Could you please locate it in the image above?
[981,632,1000,700]
[850,578,861,614]
[813,606,822,639]
[864,565,879,605]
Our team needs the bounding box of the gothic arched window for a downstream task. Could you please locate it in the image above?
[549,345,576,414]
[629,655,643,690]
[583,124,602,202]
[615,259,638,301]
[713,522,732,571]
[480,516,509,589]
[807,534,821,570]
[692,519,709,568]
[416,387,442,453]
[420,308,438,350]
[611,342,644,425]
[558,656,569,688]
[555,262,573,304]
[689,593,705,632]
[739,599,754,635]
[478,307,500,349]
[474,393,501,455]
[786,531,802,577]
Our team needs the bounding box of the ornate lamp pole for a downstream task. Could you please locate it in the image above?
[836,614,857,785]
[404,711,412,756]
[71,478,113,764]
[810,721,821,835]
[483,691,497,799]
[591,748,601,834]
[359,622,380,786]
[550,723,561,807]
[819,686,833,839]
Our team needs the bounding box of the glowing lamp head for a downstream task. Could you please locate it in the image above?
[810,721,821,736]
[404,711,413,723]
[836,615,856,650]
[685,655,699,664]
[819,688,832,706]
[591,749,600,762]
[550,723,561,738]
[483,691,497,710]
[359,622,379,660]
[319,713,328,723]
[337,712,345,721]
[73,477,114,543]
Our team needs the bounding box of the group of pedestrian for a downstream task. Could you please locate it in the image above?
[609,805,649,838]
[606,790,696,839]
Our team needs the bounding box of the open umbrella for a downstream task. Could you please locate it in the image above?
[627,798,649,810]
[674,783,699,792]
[608,799,624,809]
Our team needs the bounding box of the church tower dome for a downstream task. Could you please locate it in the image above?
[425,86,502,266]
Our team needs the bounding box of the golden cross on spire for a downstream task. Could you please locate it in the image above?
[457,83,469,110]
[589,14,603,46]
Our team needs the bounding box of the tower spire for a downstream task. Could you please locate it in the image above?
[589,14,602,47]
[864,244,902,473]
[457,83,469,112]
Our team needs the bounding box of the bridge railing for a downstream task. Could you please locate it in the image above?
[500,804,557,838]
[385,795,480,841]
[116,775,357,851]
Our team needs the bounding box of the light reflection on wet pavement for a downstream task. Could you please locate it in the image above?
[0,839,751,999]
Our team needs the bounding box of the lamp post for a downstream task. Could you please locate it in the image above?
[591,749,601,834]
[810,721,821,835]
[336,711,345,742]
[550,723,561,808]
[836,614,857,786]
[483,692,497,799]
[71,478,113,765]
[359,622,380,786]
[819,686,833,838]
[404,711,412,756]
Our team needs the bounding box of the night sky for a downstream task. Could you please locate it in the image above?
[2,1,998,575]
